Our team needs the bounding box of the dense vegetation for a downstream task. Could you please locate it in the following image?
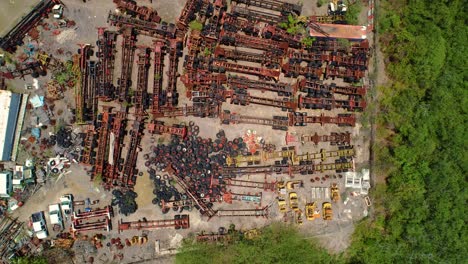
[349,0,467,263]
[177,1,467,263]
[176,224,341,264]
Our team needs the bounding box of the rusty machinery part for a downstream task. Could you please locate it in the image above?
[214,206,270,219]
[147,121,187,138]
[230,5,285,24]
[288,112,356,127]
[0,0,61,53]
[93,106,113,178]
[152,40,167,116]
[227,75,296,96]
[96,29,119,100]
[113,0,161,23]
[298,94,366,112]
[219,30,288,55]
[118,215,189,233]
[220,157,354,177]
[285,131,352,146]
[297,79,367,98]
[231,0,302,16]
[117,27,137,102]
[220,110,289,131]
[134,47,151,116]
[108,11,176,39]
[177,0,204,31]
[72,206,113,221]
[71,218,111,238]
[214,47,282,66]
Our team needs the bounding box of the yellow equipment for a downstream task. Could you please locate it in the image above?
[295,209,303,225]
[305,202,318,220]
[244,229,260,240]
[331,183,340,202]
[286,180,303,190]
[289,192,299,211]
[277,181,286,194]
[322,202,333,220]
[277,197,287,213]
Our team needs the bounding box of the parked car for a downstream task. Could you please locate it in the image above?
[31,212,48,239]
[48,204,64,231]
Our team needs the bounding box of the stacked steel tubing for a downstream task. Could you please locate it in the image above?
[225,179,276,191]
[201,0,226,40]
[325,65,366,83]
[298,94,366,111]
[72,206,113,221]
[134,47,151,116]
[94,107,113,178]
[78,44,91,121]
[261,25,302,48]
[0,0,59,52]
[227,75,296,96]
[118,215,190,232]
[183,30,204,71]
[230,91,297,111]
[154,104,219,118]
[219,30,289,54]
[177,0,204,30]
[166,39,181,107]
[104,111,127,187]
[80,125,96,165]
[96,28,118,100]
[220,160,352,176]
[282,63,324,79]
[214,47,282,66]
[303,132,352,146]
[288,112,356,127]
[220,111,289,130]
[230,5,284,24]
[232,0,302,15]
[181,71,227,90]
[152,40,166,116]
[113,0,161,22]
[221,13,260,36]
[118,27,136,102]
[108,12,176,38]
[298,79,367,97]
[173,175,216,217]
[211,60,280,79]
[214,206,269,218]
[147,121,187,138]
[121,116,144,187]
[71,218,110,236]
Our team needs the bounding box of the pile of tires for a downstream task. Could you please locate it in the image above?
[112,190,138,216]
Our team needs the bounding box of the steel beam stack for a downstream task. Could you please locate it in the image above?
[288,112,356,127]
[227,75,295,96]
[219,30,288,54]
[118,215,190,233]
[118,27,137,102]
[230,5,284,24]
[232,0,302,16]
[108,12,176,38]
[113,0,161,22]
[220,110,289,130]
[96,28,118,100]
[177,0,203,31]
[211,59,280,79]
[298,94,366,111]
[152,40,166,117]
[285,131,352,146]
[94,107,113,178]
[134,47,151,116]
[214,47,282,66]
[298,79,367,97]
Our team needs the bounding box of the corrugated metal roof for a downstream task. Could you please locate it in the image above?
[0,91,22,161]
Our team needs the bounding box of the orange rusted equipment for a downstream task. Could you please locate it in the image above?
[219,30,288,54]
[117,27,136,102]
[297,79,367,97]
[118,215,190,233]
[220,110,289,131]
[147,121,187,138]
[211,59,280,80]
[72,206,113,221]
[325,65,366,83]
[71,218,111,238]
[152,40,166,116]
[227,75,296,96]
[214,206,269,218]
[225,179,276,191]
[113,0,161,22]
[177,0,203,31]
[94,107,113,178]
[231,0,302,15]
[286,132,352,146]
[230,5,284,24]
[214,47,282,66]
[298,94,366,112]
[288,112,356,127]
[230,90,297,111]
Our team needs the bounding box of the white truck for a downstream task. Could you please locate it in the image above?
[48,204,64,231]
[60,194,74,218]
[31,212,48,239]
[52,5,64,19]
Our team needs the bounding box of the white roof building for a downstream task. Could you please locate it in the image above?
[0,90,28,161]
[0,171,13,198]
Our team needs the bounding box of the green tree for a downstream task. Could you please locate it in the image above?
[189,20,203,31]
[12,256,47,264]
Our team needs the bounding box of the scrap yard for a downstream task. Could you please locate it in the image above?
[0,0,373,262]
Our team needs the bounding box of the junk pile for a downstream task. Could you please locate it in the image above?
[111,190,138,216]
[145,122,251,214]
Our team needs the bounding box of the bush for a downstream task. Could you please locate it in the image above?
[189,20,203,31]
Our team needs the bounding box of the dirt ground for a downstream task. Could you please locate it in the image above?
[2,0,374,261]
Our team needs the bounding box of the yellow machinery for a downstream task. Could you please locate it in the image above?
[287,180,303,190]
[277,181,286,194]
[305,202,318,220]
[331,183,340,202]
[130,236,148,245]
[322,202,333,220]
[289,192,299,211]
[277,197,287,213]
[295,209,303,225]
[244,228,260,240]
